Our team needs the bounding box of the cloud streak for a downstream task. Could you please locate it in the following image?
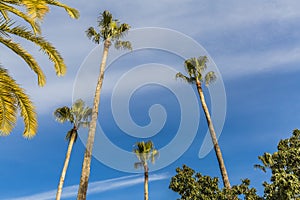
[6,173,169,200]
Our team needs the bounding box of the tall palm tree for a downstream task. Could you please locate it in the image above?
[0,1,79,137]
[176,56,231,189]
[54,99,92,200]
[133,141,159,200]
[77,10,131,199]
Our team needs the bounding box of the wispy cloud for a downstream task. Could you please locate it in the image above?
[6,173,169,200]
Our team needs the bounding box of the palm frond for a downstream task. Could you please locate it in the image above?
[196,56,208,74]
[0,2,41,34]
[21,0,49,21]
[6,25,66,76]
[0,67,37,138]
[0,37,46,86]
[0,72,18,135]
[175,72,195,83]
[204,71,216,86]
[54,106,73,124]
[45,0,79,19]
[114,40,132,50]
[112,23,130,40]
[86,27,101,44]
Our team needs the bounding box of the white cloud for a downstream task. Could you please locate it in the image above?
[6,173,169,200]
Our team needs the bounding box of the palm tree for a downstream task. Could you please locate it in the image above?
[77,10,131,199]
[176,56,231,189]
[54,99,92,200]
[0,1,79,137]
[133,141,159,200]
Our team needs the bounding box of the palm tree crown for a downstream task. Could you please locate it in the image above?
[133,140,159,168]
[54,99,92,134]
[176,56,216,86]
[86,10,132,49]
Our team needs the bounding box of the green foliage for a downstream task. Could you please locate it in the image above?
[133,140,159,169]
[169,165,261,200]
[86,10,132,50]
[54,99,92,142]
[176,56,216,86]
[170,130,300,199]
[255,129,300,200]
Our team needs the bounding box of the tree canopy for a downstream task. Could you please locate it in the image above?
[170,129,300,200]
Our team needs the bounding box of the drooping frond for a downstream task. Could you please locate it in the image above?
[3,24,66,77]
[0,37,46,86]
[0,2,41,34]
[20,0,49,20]
[0,67,37,138]
[196,56,208,75]
[54,106,73,124]
[86,27,101,44]
[44,0,79,19]
[114,40,132,50]
[175,72,195,83]
[0,16,11,37]
[204,71,216,86]
[151,149,159,164]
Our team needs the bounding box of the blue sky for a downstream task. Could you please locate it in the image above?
[1,0,300,199]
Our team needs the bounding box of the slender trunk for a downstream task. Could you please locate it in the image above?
[196,81,231,189]
[144,164,149,200]
[56,129,77,200]
[77,39,111,200]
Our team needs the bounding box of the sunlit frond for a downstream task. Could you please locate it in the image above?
[0,37,46,86]
[45,0,79,19]
[6,25,66,76]
[0,3,41,34]
[20,0,49,20]
[0,67,37,138]
[205,71,216,86]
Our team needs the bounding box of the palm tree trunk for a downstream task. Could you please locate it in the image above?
[77,39,111,200]
[56,130,76,200]
[144,164,149,200]
[196,81,231,189]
